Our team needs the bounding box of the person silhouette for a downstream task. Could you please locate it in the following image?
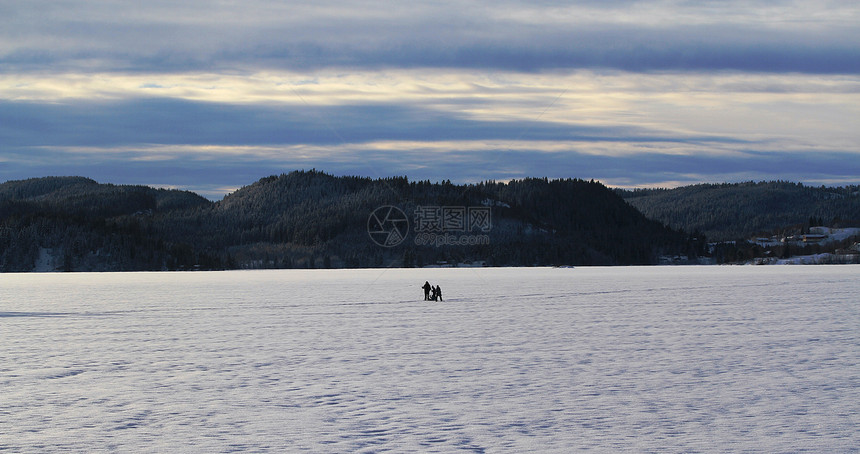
[434,285,442,302]
[422,281,432,300]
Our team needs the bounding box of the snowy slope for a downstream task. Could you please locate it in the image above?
[2,267,858,452]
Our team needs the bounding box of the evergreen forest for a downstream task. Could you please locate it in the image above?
[1,171,694,271]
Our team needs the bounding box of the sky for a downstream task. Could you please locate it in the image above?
[1,1,859,199]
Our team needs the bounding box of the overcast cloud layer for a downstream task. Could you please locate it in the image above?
[2,1,859,197]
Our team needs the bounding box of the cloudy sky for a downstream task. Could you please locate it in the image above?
[2,1,859,198]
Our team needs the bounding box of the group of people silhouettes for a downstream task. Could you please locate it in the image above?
[421,281,443,301]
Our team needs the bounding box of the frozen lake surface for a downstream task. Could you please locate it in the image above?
[2,266,858,452]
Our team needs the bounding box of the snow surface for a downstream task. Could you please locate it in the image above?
[1,266,858,452]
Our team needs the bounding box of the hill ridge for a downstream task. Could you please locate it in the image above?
[1,171,692,271]
[617,181,860,241]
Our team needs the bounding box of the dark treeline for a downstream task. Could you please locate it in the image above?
[1,171,693,271]
[617,181,860,242]
[0,177,214,271]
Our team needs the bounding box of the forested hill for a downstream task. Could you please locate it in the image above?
[0,177,212,271]
[617,182,860,241]
[1,172,693,271]
[0,176,210,215]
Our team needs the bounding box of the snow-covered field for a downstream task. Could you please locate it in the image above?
[2,266,858,452]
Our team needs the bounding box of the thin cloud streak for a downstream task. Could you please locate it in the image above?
[5,142,858,199]
[2,1,859,74]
